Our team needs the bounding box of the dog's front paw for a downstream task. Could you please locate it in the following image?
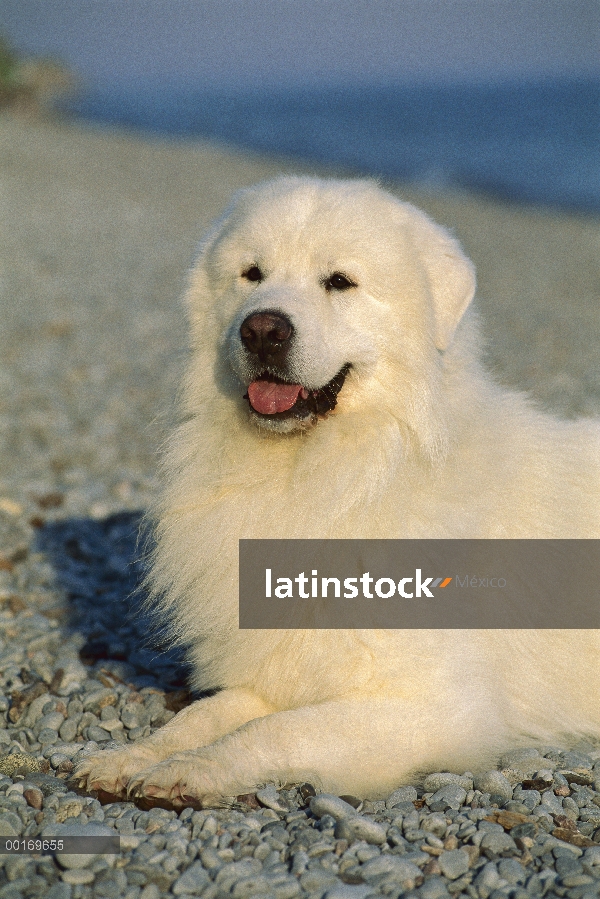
[73,745,163,798]
[126,750,239,808]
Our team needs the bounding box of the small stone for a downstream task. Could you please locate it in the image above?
[562,873,594,887]
[324,884,374,898]
[486,810,531,830]
[23,787,43,809]
[59,719,78,743]
[421,814,448,837]
[360,854,422,883]
[0,752,42,777]
[438,848,469,879]
[386,785,418,807]
[35,711,65,733]
[418,875,451,899]
[171,860,211,895]
[61,868,95,884]
[561,751,593,769]
[475,861,502,898]
[38,727,59,744]
[561,770,594,786]
[310,794,358,821]
[480,830,517,854]
[334,816,387,844]
[473,770,513,801]
[120,705,141,729]
[56,799,85,823]
[0,811,21,836]
[427,783,467,811]
[50,752,70,769]
[82,689,117,714]
[299,783,316,802]
[552,828,596,847]
[498,858,526,884]
[423,772,473,792]
[541,790,564,815]
[26,773,68,796]
[300,869,338,892]
[584,846,600,865]
[139,887,161,899]
[86,725,111,742]
[256,783,289,812]
[500,748,541,768]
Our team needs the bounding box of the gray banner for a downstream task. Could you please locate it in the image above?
[239,540,600,628]
[0,836,121,854]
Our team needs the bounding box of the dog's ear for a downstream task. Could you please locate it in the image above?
[411,210,476,351]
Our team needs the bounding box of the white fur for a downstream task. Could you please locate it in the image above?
[76,176,600,806]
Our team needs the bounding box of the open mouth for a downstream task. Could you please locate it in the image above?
[244,364,351,420]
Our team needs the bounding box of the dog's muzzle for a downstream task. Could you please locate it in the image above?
[243,364,351,421]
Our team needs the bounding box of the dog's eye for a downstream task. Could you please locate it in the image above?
[324,272,356,292]
[242,265,263,283]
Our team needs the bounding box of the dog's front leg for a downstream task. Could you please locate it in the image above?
[125,697,481,806]
[73,688,275,797]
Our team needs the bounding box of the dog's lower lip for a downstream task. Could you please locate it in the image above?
[243,364,351,420]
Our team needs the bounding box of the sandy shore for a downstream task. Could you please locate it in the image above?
[1,113,599,520]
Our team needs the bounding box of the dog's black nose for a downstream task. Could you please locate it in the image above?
[240,311,293,364]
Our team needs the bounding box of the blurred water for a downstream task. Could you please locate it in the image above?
[66,78,600,212]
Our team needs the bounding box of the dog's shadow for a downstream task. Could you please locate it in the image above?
[35,512,194,694]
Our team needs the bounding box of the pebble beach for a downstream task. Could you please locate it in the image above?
[1,111,600,898]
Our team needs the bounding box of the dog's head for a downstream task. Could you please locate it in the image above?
[185,177,475,452]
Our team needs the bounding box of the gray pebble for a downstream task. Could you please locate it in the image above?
[35,711,65,734]
[300,868,339,892]
[419,876,451,899]
[45,884,72,899]
[0,810,22,836]
[61,869,95,884]
[37,727,59,744]
[86,725,112,742]
[26,773,68,796]
[427,784,467,811]
[561,751,593,769]
[171,860,211,895]
[386,785,418,807]
[438,848,470,879]
[421,814,448,837]
[541,790,564,815]
[473,770,513,801]
[584,847,600,865]
[59,719,78,743]
[334,816,387,844]
[423,772,473,793]
[498,858,526,884]
[360,855,423,881]
[139,886,161,899]
[475,861,502,898]
[325,885,376,898]
[256,784,289,812]
[499,748,541,768]
[310,794,358,821]
[480,830,517,854]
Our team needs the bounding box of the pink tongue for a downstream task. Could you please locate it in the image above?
[248,380,302,414]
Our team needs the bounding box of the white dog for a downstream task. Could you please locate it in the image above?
[76,176,600,807]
